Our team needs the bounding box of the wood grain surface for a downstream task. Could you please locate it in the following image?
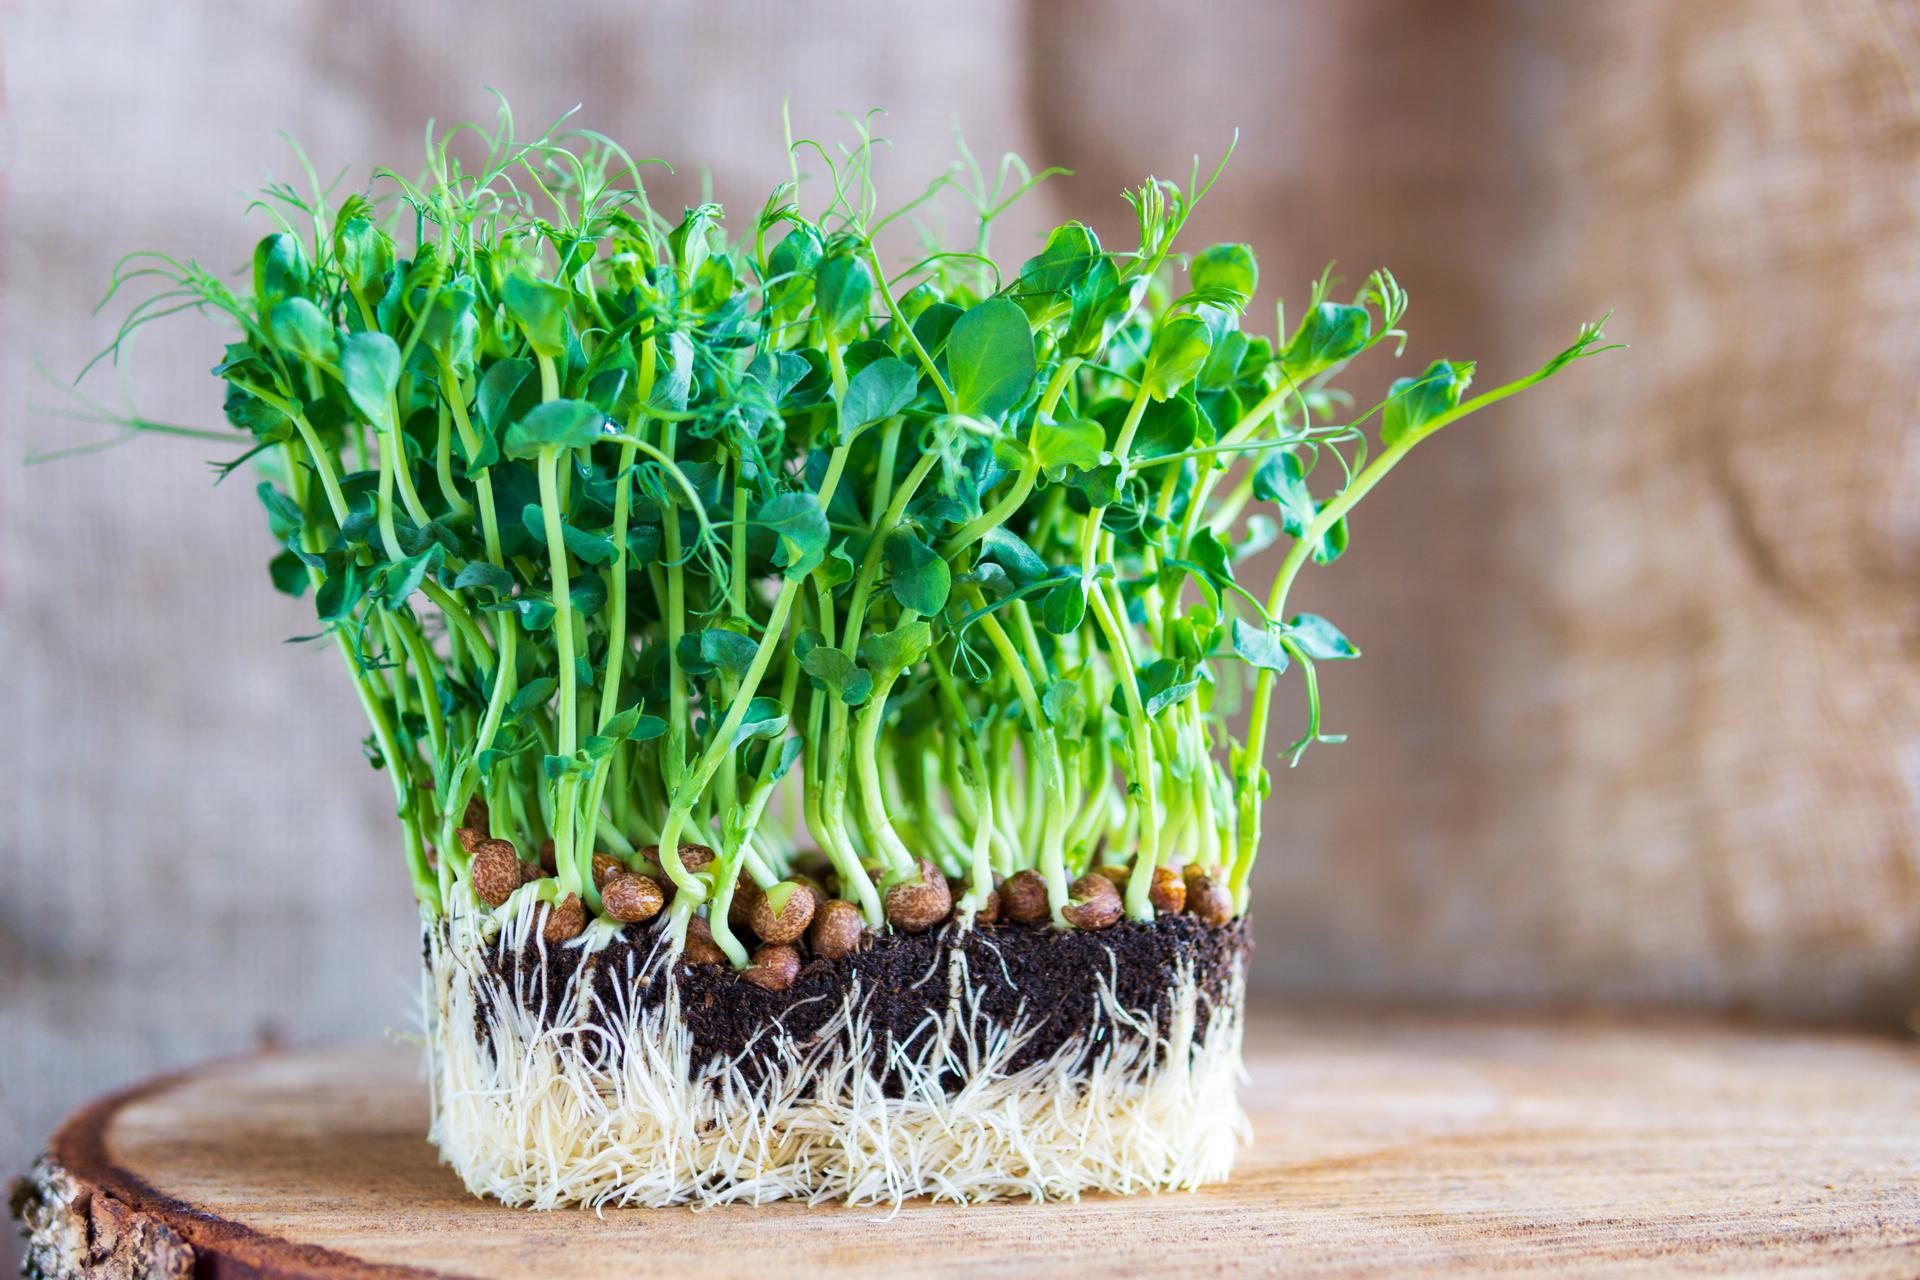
[16,1009,1920,1278]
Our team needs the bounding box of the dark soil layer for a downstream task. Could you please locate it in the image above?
[472,916,1251,1087]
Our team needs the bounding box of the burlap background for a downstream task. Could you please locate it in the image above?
[5,2,1916,1254]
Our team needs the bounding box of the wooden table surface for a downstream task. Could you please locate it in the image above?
[17,1009,1920,1278]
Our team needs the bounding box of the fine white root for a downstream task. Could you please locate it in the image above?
[423,898,1249,1208]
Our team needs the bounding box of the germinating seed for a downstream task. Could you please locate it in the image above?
[682,916,728,967]
[809,899,864,961]
[884,859,951,934]
[470,840,522,908]
[750,881,816,945]
[1063,873,1122,931]
[1149,866,1186,916]
[601,873,664,924]
[791,873,829,911]
[591,852,625,889]
[1185,872,1234,926]
[1001,870,1050,925]
[455,827,487,855]
[541,894,587,945]
[743,943,802,992]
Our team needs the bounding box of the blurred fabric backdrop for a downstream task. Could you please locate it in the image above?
[4,0,1917,1249]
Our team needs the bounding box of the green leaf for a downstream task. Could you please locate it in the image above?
[340,332,400,434]
[1063,256,1129,357]
[1252,451,1349,563]
[477,358,536,433]
[1286,613,1359,660]
[1031,416,1106,474]
[1143,315,1213,401]
[518,510,616,566]
[1252,450,1316,536]
[1283,303,1372,379]
[268,550,309,597]
[947,298,1036,419]
[730,696,788,747]
[1130,395,1200,462]
[268,298,337,365]
[767,736,805,783]
[1231,618,1290,673]
[1041,678,1086,739]
[334,215,391,297]
[757,492,828,576]
[504,398,606,458]
[679,628,760,680]
[1019,222,1101,296]
[1015,222,1101,322]
[419,287,476,358]
[1191,243,1258,303]
[1187,527,1238,590]
[626,714,668,742]
[978,528,1048,586]
[801,646,874,706]
[859,620,932,677]
[1313,503,1349,565]
[884,528,951,615]
[502,273,572,358]
[253,233,310,308]
[382,544,444,609]
[453,562,516,598]
[652,331,695,411]
[1042,581,1086,635]
[1145,676,1200,717]
[840,356,917,434]
[1116,659,1199,718]
[767,226,823,317]
[814,249,872,341]
[313,556,363,622]
[1381,360,1471,445]
[509,677,557,717]
[569,573,607,616]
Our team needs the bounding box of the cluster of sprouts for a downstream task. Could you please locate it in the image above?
[75,103,1610,968]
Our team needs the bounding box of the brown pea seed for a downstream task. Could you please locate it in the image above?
[1093,863,1130,890]
[884,859,952,934]
[809,899,864,960]
[462,796,489,832]
[538,838,558,874]
[791,872,830,911]
[751,881,817,945]
[470,839,522,907]
[681,915,728,967]
[455,826,488,855]
[591,852,626,889]
[601,873,664,924]
[541,894,587,945]
[1001,869,1050,925]
[1062,873,1122,930]
[1149,865,1186,915]
[743,943,801,993]
[947,878,1002,925]
[1185,871,1234,926]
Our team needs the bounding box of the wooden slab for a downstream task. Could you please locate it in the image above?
[16,1010,1920,1278]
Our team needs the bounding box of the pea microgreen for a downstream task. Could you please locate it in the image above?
[58,99,1614,953]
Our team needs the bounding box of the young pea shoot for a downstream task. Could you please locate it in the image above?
[65,101,1610,1209]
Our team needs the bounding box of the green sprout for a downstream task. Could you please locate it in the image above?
[58,100,1614,962]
